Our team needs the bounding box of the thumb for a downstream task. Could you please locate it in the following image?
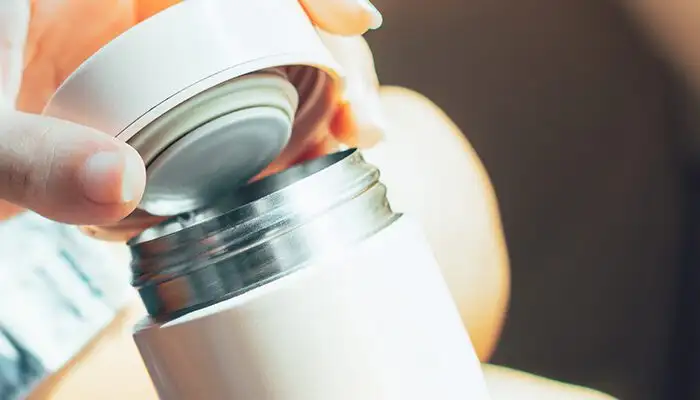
[0,110,146,225]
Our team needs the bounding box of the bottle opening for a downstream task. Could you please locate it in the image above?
[128,148,355,247]
[129,149,399,321]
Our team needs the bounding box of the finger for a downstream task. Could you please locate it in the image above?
[80,210,167,242]
[0,0,30,108]
[320,33,385,147]
[300,0,383,35]
[0,111,146,225]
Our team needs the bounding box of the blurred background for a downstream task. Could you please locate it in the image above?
[366,0,700,399]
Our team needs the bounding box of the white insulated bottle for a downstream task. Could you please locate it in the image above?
[129,150,490,400]
[42,0,491,398]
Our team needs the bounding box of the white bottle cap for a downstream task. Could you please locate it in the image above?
[43,0,343,216]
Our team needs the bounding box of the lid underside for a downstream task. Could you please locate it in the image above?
[132,71,299,216]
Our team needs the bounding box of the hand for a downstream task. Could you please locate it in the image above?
[0,0,386,234]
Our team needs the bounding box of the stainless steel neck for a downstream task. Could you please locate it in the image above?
[128,149,399,321]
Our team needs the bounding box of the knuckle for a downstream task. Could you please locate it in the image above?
[3,161,31,200]
[0,124,54,203]
[2,157,41,204]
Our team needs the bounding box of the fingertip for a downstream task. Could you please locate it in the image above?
[80,146,146,206]
[80,225,129,242]
[0,112,146,226]
[36,200,139,227]
[71,143,145,225]
[73,144,146,225]
[80,210,168,242]
[121,144,148,204]
[88,203,142,225]
[80,224,145,242]
[357,0,383,30]
[301,0,383,35]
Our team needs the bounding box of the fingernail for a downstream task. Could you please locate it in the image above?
[121,149,145,203]
[81,150,145,204]
[358,0,383,30]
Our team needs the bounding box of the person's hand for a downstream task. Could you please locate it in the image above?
[0,0,386,236]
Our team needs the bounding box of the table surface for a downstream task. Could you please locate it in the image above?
[27,300,158,400]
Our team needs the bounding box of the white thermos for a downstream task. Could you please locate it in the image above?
[43,0,489,398]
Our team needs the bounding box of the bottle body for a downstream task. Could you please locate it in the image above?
[129,150,489,399]
[134,216,487,400]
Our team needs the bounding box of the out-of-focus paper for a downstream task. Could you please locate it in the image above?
[0,212,134,400]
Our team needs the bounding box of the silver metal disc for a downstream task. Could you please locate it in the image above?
[128,71,298,216]
[140,106,291,215]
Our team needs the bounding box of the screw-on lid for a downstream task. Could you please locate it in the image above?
[129,71,299,215]
[42,0,343,216]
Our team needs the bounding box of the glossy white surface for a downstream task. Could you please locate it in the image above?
[134,217,489,400]
[41,0,342,141]
[41,0,344,216]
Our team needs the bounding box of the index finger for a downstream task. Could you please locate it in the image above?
[299,0,383,35]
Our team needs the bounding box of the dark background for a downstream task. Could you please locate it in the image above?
[366,1,700,398]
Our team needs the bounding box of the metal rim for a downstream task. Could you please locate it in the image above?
[129,149,399,321]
